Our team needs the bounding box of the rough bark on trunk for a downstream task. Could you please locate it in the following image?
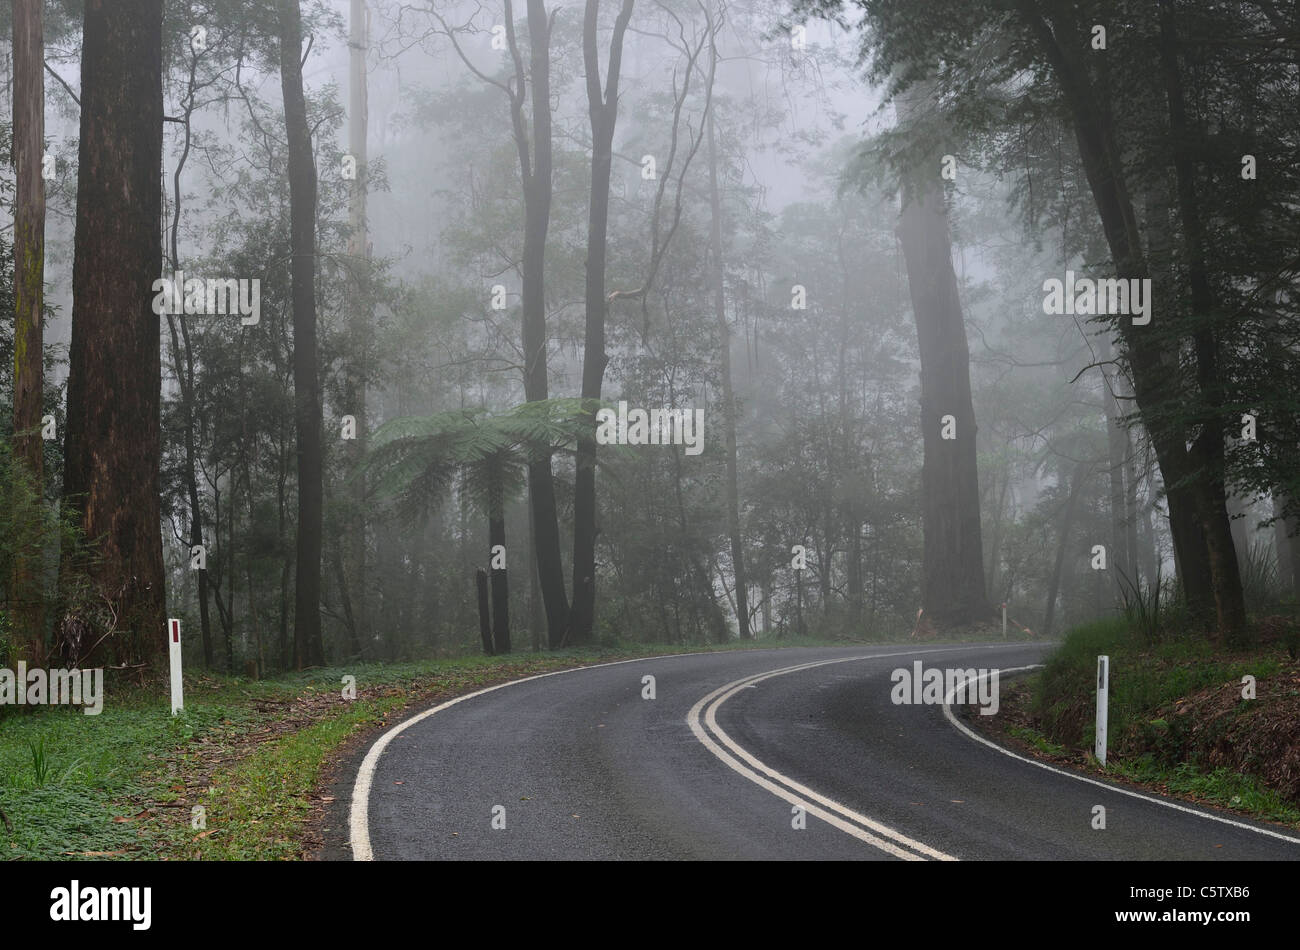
[64,0,167,668]
[279,0,325,667]
[11,0,47,663]
[894,85,991,627]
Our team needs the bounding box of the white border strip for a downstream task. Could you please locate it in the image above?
[350,642,1039,860]
[942,667,1300,846]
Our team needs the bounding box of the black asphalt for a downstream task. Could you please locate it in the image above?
[356,643,1300,860]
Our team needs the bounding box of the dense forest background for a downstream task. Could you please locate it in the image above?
[1,0,1297,679]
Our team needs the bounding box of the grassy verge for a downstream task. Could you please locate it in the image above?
[0,634,859,860]
[981,615,1300,827]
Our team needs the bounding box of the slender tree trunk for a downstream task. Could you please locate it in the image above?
[571,0,634,645]
[527,489,541,651]
[707,107,752,639]
[1100,334,1131,590]
[64,0,167,668]
[1043,460,1091,638]
[670,442,728,642]
[475,568,494,655]
[11,0,46,663]
[489,478,511,653]
[987,465,1010,597]
[345,0,370,654]
[166,51,214,668]
[246,472,264,678]
[333,544,362,658]
[1123,394,1142,590]
[278,438,292,670]
[1274,494,1300,597]
[1140,190,1214,612]
[509,0,570,647]
[222,474,236,671]
[422,511,442,652]
[279,0,325,668]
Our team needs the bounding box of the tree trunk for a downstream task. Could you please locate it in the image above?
[1155,0,1247,641]
[894,84,991,628]
[279,0,325,668]
[1274,494,1300,597]
[64,0,167,668]
[1043,460,1091,638]
[489,481,511,653]
[1122,390,1142,591]
[527,488,541,651]
[1100,333,1132,590]
[570,0,634,645]
[345,0,370,655]
[278,439,292,671]
[11,0,46,664]
[1019,2,1233,634]
[1227,491,1252,579]
[165,49,214,669]
[670,441,728,643]
[986,465,1010,598]
[706,108,752,640]
[511,0,570,648]
[172,315,213,668]
[1140,187,1214,614]
[475,568,494,655]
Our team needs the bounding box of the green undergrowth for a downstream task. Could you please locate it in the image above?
[1006,614,1300,825]
[1,632,895,860]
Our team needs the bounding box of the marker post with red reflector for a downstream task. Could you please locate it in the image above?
[169,618,184,715]
[1095,655,1109,766]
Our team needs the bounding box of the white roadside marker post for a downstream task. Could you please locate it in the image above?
[1001,602,1007,639]
[169,618,184,715]
[1095,655,1109,767]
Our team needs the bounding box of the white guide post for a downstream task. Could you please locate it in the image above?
[169,618,184,715]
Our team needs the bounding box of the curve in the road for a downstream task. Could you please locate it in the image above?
[349,643,1300,860]
[687,653,959,860]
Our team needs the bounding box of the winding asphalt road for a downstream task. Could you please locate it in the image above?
[349,642,1300,860]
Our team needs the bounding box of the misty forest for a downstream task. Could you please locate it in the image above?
[2,0,1298,683]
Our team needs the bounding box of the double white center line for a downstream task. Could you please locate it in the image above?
[686,651,961,861]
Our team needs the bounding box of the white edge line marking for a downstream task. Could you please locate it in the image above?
[942,667,1300,847]
[351,642,1038,860]
[350,651,713,860]
[690,650,960,860]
